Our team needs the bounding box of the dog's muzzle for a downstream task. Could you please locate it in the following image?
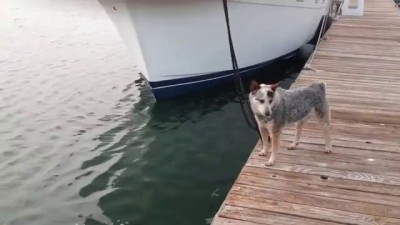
[263,112,272,122]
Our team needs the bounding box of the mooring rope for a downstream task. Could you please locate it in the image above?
[221,0,336,141]
[221,0,263,140]
[304,0,336,71]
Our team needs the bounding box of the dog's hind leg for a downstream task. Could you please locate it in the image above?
[258,127,270,156]
[287,122,304,150]
[321,122,332,153]
[266,131,281,166]
[288,113,311,150]
[315,103,332,153]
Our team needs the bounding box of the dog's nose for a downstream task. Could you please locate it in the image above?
[265,111,271,117]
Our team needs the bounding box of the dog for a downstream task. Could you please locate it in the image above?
[249,80,332,166]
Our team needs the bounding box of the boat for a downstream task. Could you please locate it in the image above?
[98,0,331,100]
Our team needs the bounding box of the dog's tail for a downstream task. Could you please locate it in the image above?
[316,82,327,97]
[319,82,330,122]
[319,82,327,92]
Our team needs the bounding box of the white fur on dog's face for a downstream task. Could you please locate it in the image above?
[250,84,275,119]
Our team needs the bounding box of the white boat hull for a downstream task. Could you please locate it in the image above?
[98,0,329,99]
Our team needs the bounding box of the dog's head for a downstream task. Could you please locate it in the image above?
[249,80,279,119]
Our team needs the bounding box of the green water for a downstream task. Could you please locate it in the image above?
[0,0,305,224]
[79,88,260,225]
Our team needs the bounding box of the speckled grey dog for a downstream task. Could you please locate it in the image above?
[249,80,332,166]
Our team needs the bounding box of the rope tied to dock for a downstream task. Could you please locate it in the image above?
[305,0,339,71]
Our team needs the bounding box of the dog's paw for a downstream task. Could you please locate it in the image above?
[287,143,298,150]
[265,160,275,167]
[258,150,267,156]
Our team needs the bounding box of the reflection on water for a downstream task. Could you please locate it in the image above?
[78,79,259,225]
[0,0,307,224]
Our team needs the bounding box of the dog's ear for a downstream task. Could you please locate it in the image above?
[250,80,260,95]
[270,83,279,92]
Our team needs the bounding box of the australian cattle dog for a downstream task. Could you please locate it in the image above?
[249,80,332,166]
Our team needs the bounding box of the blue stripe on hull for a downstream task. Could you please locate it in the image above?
[148,49,299,100]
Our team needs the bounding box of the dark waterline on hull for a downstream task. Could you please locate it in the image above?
[148,14,331,101]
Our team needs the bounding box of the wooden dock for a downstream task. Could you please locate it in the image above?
[212,0,400,224]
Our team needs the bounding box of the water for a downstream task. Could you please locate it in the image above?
[0,0,307,224]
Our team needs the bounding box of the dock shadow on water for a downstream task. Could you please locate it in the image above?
[0,0,310,224]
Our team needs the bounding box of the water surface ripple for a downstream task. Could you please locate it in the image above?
[0,0,300,224]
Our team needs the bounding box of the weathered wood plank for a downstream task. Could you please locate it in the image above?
[236,175,400,207]
[211,217,262,225]
[288,121,400,140]
[278,139,400,160]
[250,144,400,169]
[226,195,400,225]
[219,205,341,225]
[231,185,400,219]
[283,127,400,146]
[297,77,400,89]
[241,166,400,196]
[308,65,400,77]
[246,158,400,187]
[319,35,400,46]
[259,141,400,167]
[250,152,400,177]
[313,58,400,71]
[279,134,400,153]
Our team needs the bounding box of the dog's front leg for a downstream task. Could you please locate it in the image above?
[266,132,280,166]
[258,127,270,156]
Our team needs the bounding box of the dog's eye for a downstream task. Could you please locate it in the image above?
[258,99,265,104]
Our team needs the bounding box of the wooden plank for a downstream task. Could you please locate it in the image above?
[218,205,340,225]
[241,166,400,196]
[246,158,400,187]
[236,175,400,207]
[231,185,400,219]
[249,152,400,178]
[212,1,400,224]
[303,75,400,85]
[289,120,400,139]
[250,143,400,169]
[279,134,400,153]
[274,140,400,164]
[312,58,400,71]
[318,47,400,58]
[316,51,400,63]
[326,29,400,41]
[297,76,400,87]
[211,217,262,225]
[283,126,400,146]
[308,65,400,77]
[226,195,400,225]
[334,23,400,30]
